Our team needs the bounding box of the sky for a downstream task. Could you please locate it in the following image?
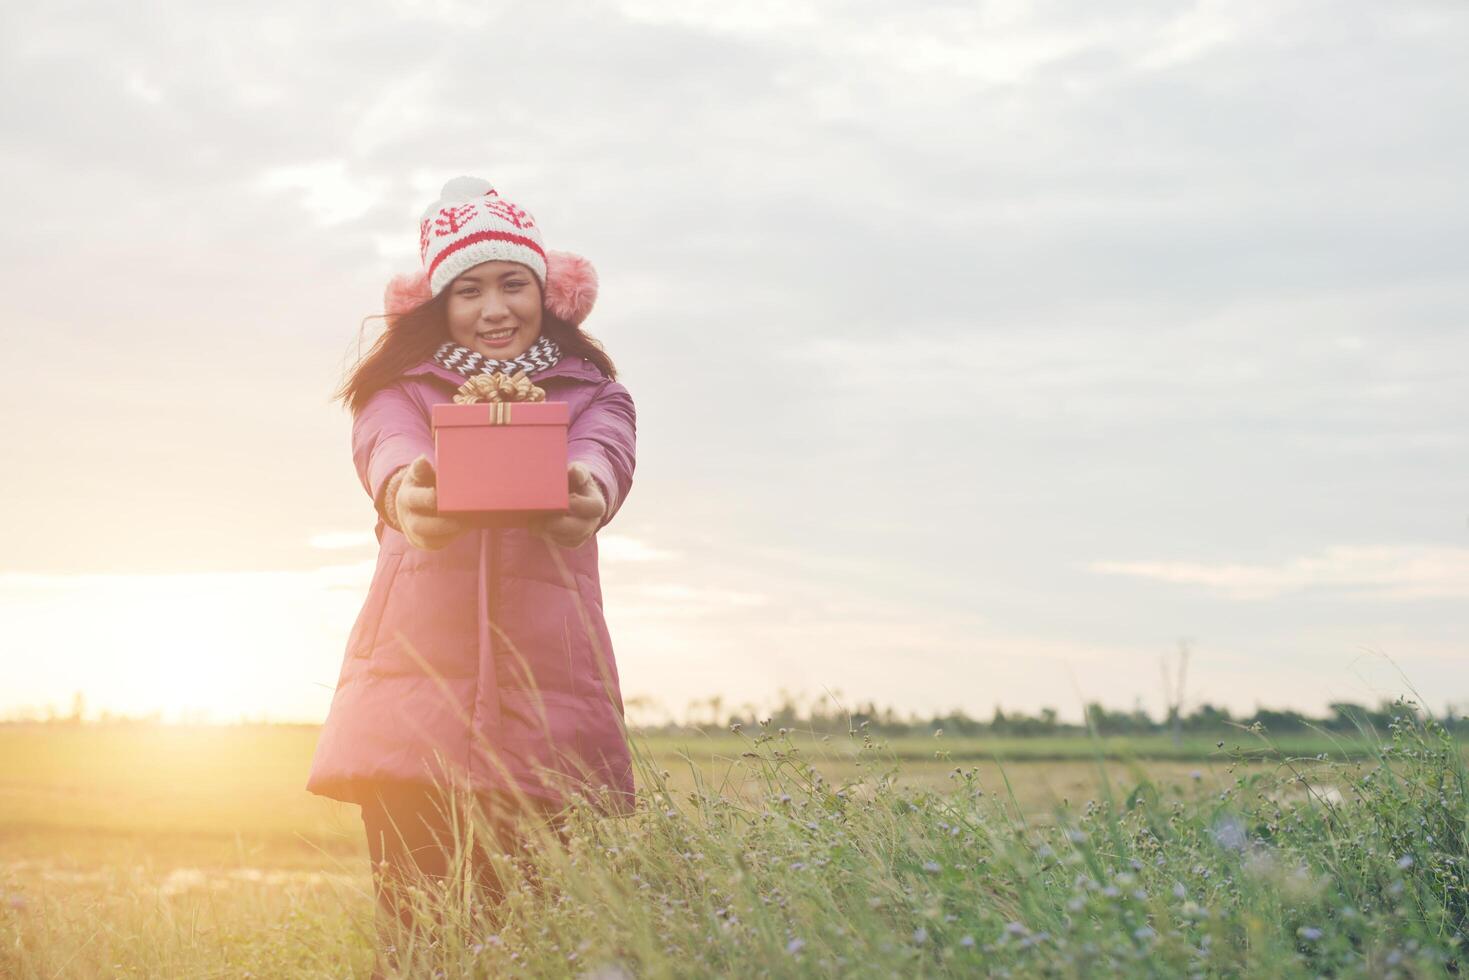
[1,0,1465,725]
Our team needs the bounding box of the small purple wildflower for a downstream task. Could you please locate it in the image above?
[1210,815,1247,852]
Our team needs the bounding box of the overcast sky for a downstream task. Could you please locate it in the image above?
[1,0,1465,724]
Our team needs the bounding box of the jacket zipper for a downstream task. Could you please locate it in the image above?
[485,526,502,729]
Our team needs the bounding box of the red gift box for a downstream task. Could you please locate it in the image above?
[430,400,570,519]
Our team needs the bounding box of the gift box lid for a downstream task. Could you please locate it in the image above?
[431,401,569,427]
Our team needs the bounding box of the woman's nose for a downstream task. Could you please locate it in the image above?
[480,295,510,320]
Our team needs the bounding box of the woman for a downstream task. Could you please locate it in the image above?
[305,176,637,959]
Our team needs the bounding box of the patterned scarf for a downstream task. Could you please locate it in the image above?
[431,334,563,379]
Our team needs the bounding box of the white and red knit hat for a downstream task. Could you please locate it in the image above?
[420,176,545,295]
[383,176,599,324]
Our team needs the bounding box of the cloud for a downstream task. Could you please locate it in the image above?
[1087,546,1469,601]
[607,580,770,622]
[254,160,390,227]
[627,582,767,606]
[124,70,164,104]
[598,534,679,562]
[308,530,378,550]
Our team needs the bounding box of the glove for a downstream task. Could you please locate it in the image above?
[529,461,607,550]
[388,455,470,551]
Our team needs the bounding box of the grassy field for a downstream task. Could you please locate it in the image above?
[0,724,1368,867]
[2,717,1464,976]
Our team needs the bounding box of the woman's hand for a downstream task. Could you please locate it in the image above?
[393,455,471,551]
[530,462,606,550]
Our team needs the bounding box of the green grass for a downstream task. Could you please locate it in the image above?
[644,730,1409,762]
[1,708,1464,976]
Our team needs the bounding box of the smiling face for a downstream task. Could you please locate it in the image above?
[444,260,544,359]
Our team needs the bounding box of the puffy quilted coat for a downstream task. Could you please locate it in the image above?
[306,353,636,815]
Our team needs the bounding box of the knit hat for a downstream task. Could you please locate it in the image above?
[420,176,545,295]
[383,176,599,325]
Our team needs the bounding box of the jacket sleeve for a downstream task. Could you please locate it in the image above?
[568,380,636,531]
[352,383,434,523]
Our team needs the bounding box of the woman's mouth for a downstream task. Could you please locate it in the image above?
[476,326,517,348]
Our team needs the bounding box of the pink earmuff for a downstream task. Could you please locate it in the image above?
[541,250,599,326]
[383,269,431,316]
[383,250,599,326]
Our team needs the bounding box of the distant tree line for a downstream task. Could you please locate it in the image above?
[638,693,1469,739]
[8,690,1466,740]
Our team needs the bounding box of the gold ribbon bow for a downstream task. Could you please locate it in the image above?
[452,369,547,405]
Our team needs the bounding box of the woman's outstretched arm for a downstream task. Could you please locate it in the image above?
[352,383,433,528]
[566,380,636,532]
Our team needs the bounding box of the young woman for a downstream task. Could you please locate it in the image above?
[305,176,637,959]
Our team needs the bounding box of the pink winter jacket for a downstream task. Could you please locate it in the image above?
[305,353,636,815]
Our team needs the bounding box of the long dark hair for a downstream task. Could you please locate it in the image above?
[332,285,618,415]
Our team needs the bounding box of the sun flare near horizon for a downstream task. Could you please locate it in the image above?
[0,565,371,723]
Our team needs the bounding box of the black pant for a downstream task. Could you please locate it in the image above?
[359,781,571,960]
[360,782,515,932]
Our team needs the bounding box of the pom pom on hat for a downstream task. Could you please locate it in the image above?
[433,175,498,203]
[543,250,598,325]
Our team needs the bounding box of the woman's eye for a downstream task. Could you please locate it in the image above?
[457,289,477,296]
[506,281,526,289]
